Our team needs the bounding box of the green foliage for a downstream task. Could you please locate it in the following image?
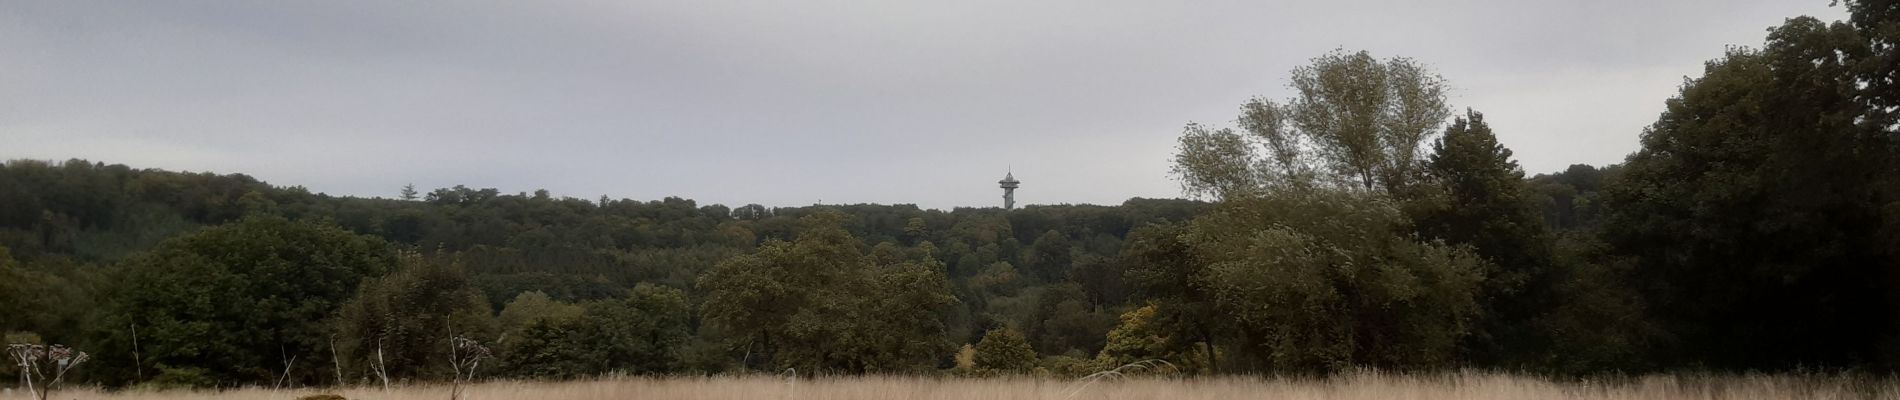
[1601,16,1898,370]
[1188,190,1485,372]
[1171,124,1262,200]
[1068,254,1126,307]
[1161,50,1486,374]
[1096,305,1211,373]
[1020,284,1116,357]
[334,252,495,382]
[867,258,961,372]
[969,261,1022,297]
[496,291,583,338]
[496,284,693,377]
[1843,0,1900,127]
[1526,165,1616,231]
[0,159,1203,384]
[1420,110,1549,272]
[96,216,392,386]
[494,321,590,379]
[699,210,958,373]
[1175,50,1451,197]
[1096,305,1167,363]
[972,328,1037,374]
[0,254,99,380]
[0,247,45,334]
[1037,354,1100,377]
[575,284,694,374]
[1530,233,1658,373]
[1416,109,1557,365]
[1286,50,1450,192]
[0,159,266,261]
[1022,230,1073,282]
[1120,223,1224,372]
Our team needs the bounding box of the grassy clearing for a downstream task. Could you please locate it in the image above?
[25,371,1900,400]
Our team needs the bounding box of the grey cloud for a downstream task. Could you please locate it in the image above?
[0,0,1847,209]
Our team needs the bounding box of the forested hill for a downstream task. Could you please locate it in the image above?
[0,158,1612,386]
[0,158,1223,289]
[0,158,1230,383]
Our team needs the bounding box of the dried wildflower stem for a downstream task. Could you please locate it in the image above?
[374,337,390,391]
[330,335,343,387]
[130,323,143,381]
[8,343,91,400]
[445,335,491,400]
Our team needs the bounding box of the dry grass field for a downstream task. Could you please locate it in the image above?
[20,371,1900,400]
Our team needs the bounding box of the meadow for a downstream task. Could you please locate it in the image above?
[25,371,1900,400]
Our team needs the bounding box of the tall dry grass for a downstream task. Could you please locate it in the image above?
[21,371,1900,400]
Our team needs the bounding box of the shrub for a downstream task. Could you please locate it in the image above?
[973,328,1036,374]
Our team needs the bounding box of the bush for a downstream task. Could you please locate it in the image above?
[1187,190,1486,372]
[973,328,1036,374]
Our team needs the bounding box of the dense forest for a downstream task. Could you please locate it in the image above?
[0,157,1209,386]
[8,1,1900,389]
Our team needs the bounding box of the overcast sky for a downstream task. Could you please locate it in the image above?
[0,1,1849,209]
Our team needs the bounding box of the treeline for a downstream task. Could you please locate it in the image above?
[0,157,1205,386]
[6,0,1900,388]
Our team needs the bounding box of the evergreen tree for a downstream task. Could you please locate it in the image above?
[1417,109,1555,365]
